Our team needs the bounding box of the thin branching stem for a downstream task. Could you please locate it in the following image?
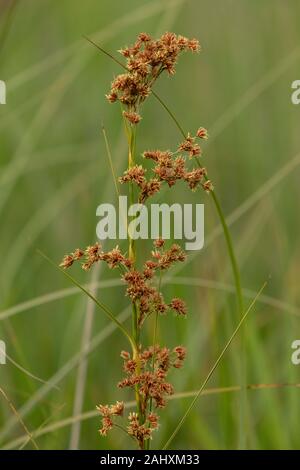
[126,119,143,427]
[153,95,245,318]
[38,250,137,354]
[146,269,163,450]
[151,94,246,447]
[0,387,39,450]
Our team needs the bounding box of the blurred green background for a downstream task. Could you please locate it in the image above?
[1,0,300,450]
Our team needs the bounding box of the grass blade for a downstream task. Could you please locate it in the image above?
[69,264,100,449]
[5,379,300,450]
[37,250,136,352]
[101,125,120,198]
[162,281,267,450]
[0,387,39,450]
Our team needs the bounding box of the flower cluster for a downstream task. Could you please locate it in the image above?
[119,127,213,202]
[60,243,132,271]
[97,401,124,436]
[178,133,202,158]
[106,32,200,123]
[119,165,162,203]
[61,238,188,448]
[127,412,157,447]
[122,241,187,325]
[60,241,188,327]
[97,344,186,447]
[119,345,186,409]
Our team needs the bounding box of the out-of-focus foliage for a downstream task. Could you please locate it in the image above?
[0,0,300,450]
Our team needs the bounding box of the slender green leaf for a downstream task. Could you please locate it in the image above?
[37,250,136,352]
[163,281,267,449]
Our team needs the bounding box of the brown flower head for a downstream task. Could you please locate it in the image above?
[202,180,214,193]
[196,127,209,140]
[153,238,165,248]
[96,400,124,436]
[152,151,186,187]
[154,243,186,270]
[119,165,146,187]
[184,167,207,191]
[172,346,187,368]
[127,413,152,445]
[123,110,142,124]
[59,254,74,269]
[169,298,187,316]
[148,412,159,429]
[110,401,124,416]
[178,133,202,158]
[73,248,84,260]
[101,246,132,269]
[138,178,161,203]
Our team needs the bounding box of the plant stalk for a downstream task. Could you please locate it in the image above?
[127,120,143,433]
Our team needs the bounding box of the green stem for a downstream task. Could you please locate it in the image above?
[145,270,162,450]
[150,270,162,398]
[210,188,246,449]
[127,121,143,427]
[210,187,244,316]
[152,95,246,447]
[162,282,266,450]
[152,91,187,139]
[39,250,137,352]
[154,95,244,318]
[128,125,136,262]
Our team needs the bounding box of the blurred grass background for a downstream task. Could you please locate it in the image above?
[0,0,300,450]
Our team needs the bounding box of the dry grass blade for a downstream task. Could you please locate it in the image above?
[170,152,300,280]
[1,164,100,297]
[3,380,300,450]
[0,279,122,321]
[68,264,100,449]
[0,308,131,445]
[170,277,300,318]
[3,351,59,390]
[0,387,39,450]
[7,0,183,92]
[208,47,300,143]
[38,250,136,351]
[1,273,299,322]
[0,123,130,443]
[0,0,19,56]
[163,281,267,449]
[101,125,120,197]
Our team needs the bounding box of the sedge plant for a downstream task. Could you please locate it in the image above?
[58,32,244,450]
